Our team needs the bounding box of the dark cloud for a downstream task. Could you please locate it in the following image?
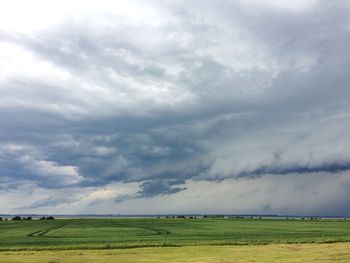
[138,179,186,198]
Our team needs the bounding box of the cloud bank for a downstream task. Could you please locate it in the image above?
[1,0,350,215]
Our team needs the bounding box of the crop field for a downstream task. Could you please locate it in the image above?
[0,243,350,263]
[1,218,350,262]
[1,218,350,250]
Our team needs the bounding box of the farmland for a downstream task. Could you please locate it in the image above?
[1,218,350,262]
[1,243,350,263]
[1,217,350,250]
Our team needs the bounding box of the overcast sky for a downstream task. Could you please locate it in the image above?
[1,0,350,216]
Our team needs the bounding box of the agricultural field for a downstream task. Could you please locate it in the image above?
[1,243,350,263]
[0,218,350,262]
[1,218,350,250]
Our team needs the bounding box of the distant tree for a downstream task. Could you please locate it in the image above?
[39,217,46,220]
[12,216,21,220]
[46,216,55,220]
[26,217,32,220]
[0,217,2,221]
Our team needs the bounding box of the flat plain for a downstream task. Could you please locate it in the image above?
[0,218,350,262]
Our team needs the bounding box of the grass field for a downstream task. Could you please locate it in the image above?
[1,243,350,263]
[1,218,350,251]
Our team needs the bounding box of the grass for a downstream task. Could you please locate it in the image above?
[0,218,350,251]
[1,243,350,262]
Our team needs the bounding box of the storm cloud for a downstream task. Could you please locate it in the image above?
[1,0,350,215]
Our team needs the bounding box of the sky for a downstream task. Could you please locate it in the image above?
[0,0,350,216]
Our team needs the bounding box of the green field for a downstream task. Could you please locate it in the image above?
[1,218,350,251]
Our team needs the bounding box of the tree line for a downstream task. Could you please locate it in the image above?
[0,216,55,221]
